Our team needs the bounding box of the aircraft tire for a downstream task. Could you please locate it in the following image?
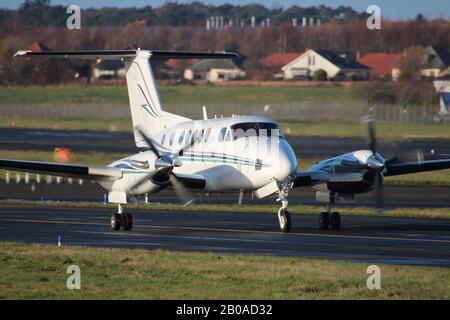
[330,212,341,230]
[278,208,291,233]
[319,212,330,230]
[122,213,133,231]
[111,213,121,231]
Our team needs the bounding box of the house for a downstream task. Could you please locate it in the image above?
[421,45,450,78]
[259,52,303,79]
[357,53,402,80]
[281,49,370,80]
[93,60,126,80]
[92,44,137,80]
[184,59,245,81]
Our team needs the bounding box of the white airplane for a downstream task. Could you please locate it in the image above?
[1,49,450,233]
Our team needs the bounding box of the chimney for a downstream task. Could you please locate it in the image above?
[302,17,307,27]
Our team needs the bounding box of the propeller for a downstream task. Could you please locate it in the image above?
[136,127,195,206]
[362,116,385,212]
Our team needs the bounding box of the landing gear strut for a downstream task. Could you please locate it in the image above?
[276,180,293,233]
[111,204,133,231]
[319,203,341,230]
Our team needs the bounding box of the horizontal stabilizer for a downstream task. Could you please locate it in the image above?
[14,49,239,60]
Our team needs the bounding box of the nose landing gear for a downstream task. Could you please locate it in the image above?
[276,180,293,233]
[111,204,133,231]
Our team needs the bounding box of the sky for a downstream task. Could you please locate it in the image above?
[1,0,449,20]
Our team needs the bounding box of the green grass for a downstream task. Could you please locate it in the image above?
[0,85,360,107]
[2,201,450,220]
[0,242,448,299]
[281,121,450,139]
[1,85,449,139]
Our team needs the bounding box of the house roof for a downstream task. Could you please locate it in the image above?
[189,59,239,72]
[425,45,450,69]
[259,52,302,68]
[315,50,370,70]
[29,42,52,52]
[357,53,402,76]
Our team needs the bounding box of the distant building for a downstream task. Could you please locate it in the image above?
[259,52,303,79]
[92,44,137,80]
[281,49,370,80]
[184,59,245,81]
[357,52,402,80]
[421,45,450,78]
[93,60,126,80]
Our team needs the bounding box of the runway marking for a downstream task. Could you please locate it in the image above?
[74,230,287,245]
[2,217,450,244]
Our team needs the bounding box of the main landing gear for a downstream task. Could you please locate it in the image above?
[111,204,133,231]
[277,180,293,233]
[318,203,341,230]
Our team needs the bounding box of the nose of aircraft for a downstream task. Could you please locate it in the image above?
[274,140,297,180]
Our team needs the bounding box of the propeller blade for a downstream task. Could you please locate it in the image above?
[136,127,161,158]
[374,172,384,213]
[176,131,202,157]
[169,174,194,207]
[363,116,377,155]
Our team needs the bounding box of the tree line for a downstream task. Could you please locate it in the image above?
[0,0,366,28]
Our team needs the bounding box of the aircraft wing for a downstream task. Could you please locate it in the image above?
[293,171,329,187]
[384,159,450,176]
[172,172,206,189]
[293,171,367,187]
[0,159,122,181]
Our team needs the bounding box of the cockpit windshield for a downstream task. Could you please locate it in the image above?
[231,122,285,140]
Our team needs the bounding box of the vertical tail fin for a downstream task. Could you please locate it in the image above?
[124,52,166,145]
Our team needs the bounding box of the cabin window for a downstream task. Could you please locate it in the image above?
[204,128,211,142]
[161,134,166,145]
[169,131,175,146]
[178,130,185,145]
[184,130,192,144]
[218,127,227,142]
[224,128,232,141]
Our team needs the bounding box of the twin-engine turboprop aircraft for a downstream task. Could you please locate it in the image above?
[1,49,450,233]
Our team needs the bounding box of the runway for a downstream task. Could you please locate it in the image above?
[1,205,449,266]
[2,181,450,208]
